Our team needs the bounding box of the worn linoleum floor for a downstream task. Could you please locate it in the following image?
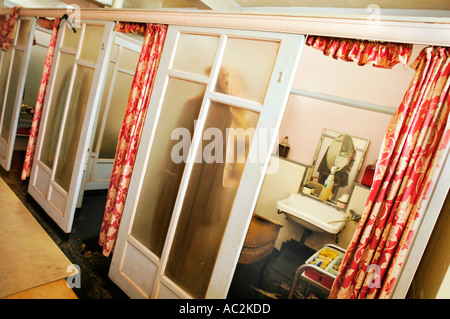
[0,177,76,298]
[0,151,128,299]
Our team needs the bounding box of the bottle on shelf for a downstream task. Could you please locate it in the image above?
[278,136,290,158]
[319,166,337,202]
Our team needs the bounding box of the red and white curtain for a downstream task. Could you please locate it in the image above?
[329,46,450,298]
[21,18,60,180]
[0,6,20,51]
[99,22,168,257]
[306,35,413,69]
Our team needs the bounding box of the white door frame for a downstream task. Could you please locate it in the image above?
[28,20,115,233]
[0,17,36,171]
[109,25,305,299]
[82,32,142,192]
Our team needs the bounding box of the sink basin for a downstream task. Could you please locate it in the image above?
[276,192,348,234]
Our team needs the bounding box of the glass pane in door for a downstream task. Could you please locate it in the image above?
[214,37,279,103]
[118,47,140,72]
[22,45,47,107]
[0,49,13,119]
[16,19,31,48]
[1,50,23,140]
[165,102,259,298]
[39,53,75,168]
[93,61,114,153]
[54,65,95,191]
[79,25,105,63]
[0,49,13,135]
[62,26,81,51]
[172,33,219,76]
[98,70,133,159]
[130,78,206,257]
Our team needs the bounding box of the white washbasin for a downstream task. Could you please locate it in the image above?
[276,192,348,234]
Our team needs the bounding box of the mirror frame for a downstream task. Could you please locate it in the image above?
[300,128,370,207]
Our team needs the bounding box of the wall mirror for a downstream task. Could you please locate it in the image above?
[300,128,370,206]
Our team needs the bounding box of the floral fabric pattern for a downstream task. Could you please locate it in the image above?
[0,6,20,51]
[329,46,450,299]
[36,17,56,30]
[99,23,168,257]
[21,18,59,180]
[306,35,413,69]
[114,21,146,34]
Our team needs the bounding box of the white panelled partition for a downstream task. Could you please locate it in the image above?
[109,25,304,299]
[28,20,115,233]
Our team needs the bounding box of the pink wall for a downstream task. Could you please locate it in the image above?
[278,43,425,181]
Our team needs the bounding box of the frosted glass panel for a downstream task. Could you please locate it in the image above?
[131,78,206,257]
[39,53,75,169]
[98,71,133,159]
[118,47,139,72]
[165,102,259,298]
[62,26,81,51]
[79,25,104,63]
[215,37,279,103]
[22,45,47,107]
[0,49,13,124]
[55,65,95,191]
[110,44,119,60]
[172,33,219,76]
[1,50,23,140]
[93,61,114,153]
[16,20,31,48]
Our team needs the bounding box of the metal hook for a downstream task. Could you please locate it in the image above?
[60,13,76,33]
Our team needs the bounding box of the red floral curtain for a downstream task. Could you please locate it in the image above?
[21,18,60,180]
[329,46,450,299]
[306,35,413,69]
[0,6,20,51]
[99,22,168,257]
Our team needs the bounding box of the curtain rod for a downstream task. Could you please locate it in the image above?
[290,88,397,115]
[2,8,450,46]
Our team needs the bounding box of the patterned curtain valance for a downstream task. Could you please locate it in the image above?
[114,21,146,34]
[306,35,413,69]
[37,17,56,30]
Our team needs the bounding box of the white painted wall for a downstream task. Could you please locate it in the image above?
[279,43,425,179]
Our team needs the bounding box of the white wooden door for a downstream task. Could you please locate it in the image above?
[0,17,36,171]
[83,33,142,191]
[109,25,304,299]
[28,20,115,233]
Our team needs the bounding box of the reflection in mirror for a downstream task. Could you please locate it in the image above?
[301,128,370,207]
